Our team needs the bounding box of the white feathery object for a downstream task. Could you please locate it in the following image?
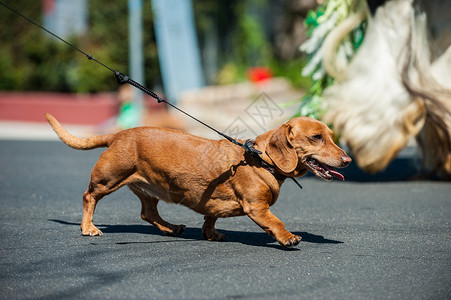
[322,0,430,173]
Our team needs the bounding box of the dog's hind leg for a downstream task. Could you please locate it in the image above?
[130,188,185,236]
[202,216,226,241]
[80,149,135,236]
[81,188,104,236]
[81,177,129,236]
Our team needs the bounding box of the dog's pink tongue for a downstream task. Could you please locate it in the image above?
[324,165,345,181]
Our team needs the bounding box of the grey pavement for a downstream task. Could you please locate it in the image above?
[0,139,450,299]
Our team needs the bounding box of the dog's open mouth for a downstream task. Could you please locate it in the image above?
[306,158,345,181]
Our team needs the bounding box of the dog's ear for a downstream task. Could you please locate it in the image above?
[266,124,298,174]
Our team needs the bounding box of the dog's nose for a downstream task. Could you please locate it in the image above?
[341,156,352,167]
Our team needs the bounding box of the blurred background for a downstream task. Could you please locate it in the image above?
[0,0,316,93]
[0,0,316,134]
[1,0,450,178]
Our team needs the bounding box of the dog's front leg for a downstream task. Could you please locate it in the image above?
[245,204,301,247]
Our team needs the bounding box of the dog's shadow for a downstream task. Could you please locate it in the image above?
[49,219,343,250]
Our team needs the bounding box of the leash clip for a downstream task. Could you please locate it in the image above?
[243,139,262,155]
[115,71,129,84]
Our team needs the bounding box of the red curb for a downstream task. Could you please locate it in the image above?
[0,92,163,125]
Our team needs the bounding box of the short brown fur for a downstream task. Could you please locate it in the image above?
[45,113,350,247]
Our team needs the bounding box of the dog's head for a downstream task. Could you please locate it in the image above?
[265,117,351,181]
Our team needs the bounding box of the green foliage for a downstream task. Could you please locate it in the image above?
[1,0,309,93]
[236,12,270,67]
[195,0,311,88]
[269,57,312,90]
[0,0,160,93]
[295,0,367,120]
[304,6,325,36]
[0,48,20,90]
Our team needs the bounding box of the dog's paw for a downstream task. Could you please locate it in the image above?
[280,234,301,248]
[169,224,186,236]
[203,229,226,242]
[81,225,103,237]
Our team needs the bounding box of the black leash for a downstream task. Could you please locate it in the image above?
[1,1,302,189]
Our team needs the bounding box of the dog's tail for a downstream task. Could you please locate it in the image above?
[45,113,114,150]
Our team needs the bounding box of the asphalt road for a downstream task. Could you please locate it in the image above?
[1,140,450,299]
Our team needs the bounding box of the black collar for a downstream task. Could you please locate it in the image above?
[244,139,302,188]
[244,140,287,182]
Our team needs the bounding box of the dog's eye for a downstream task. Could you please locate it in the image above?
[310,134,323,142]
[312,134,323,141]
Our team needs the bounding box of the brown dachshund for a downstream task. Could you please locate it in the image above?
[45,113,351,247]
